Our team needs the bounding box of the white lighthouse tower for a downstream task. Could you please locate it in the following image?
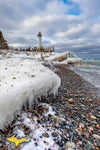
[37,32,42,49]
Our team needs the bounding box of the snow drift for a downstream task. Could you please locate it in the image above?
[0,58,61,129]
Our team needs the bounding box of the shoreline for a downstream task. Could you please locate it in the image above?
[0,63,100,150]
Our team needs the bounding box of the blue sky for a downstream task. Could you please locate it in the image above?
[0,0,100,58]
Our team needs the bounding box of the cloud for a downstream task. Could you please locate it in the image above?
[72,0,100,16]
[0,0,100,58]
[55,24,88,38]
[45,0,68,14]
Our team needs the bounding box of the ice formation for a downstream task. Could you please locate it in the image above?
[44,51,81,64]
[0,58,61,129]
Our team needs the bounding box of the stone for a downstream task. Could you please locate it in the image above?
[59,115,64,118]
[37,120,41,124]
[81,114,86,119]
[68,99,73,103]
[51,132,58,137]
[93,134,100,140]
[58,141,63,147]
[54,118,60,123]
[90,115,96,120]
[35,143,38,146]
[48,114,53,118]
[42,133,49,138]
[95,106,100,111]
[46,141,49,145]
[97,139,100,147]
[96,124,100,129]
[79,123,84,128]
[80,98,85,100]
[90,121,97,124]
[88,126,94,131]
[78,135,82,140]
[85,141,95,149]
[88,99,93,102]
[31,75,35,77]
[66,141,76,148]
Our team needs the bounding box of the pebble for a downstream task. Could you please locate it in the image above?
[42,133,49,138]
[93,134,100,140]
[51,132,58,137]
[54,118,61,123]
[79,123,84,128]
[1,64,100,150]
[95,106,100,111]
[90,115,96,120]
[68,99,73,102]
[48,114,53,118]
[85,141,95,149]
[66,141,76,148]
[90,121,97,124]
[81,114,86,119]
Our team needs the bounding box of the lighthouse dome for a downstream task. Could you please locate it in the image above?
[37,32,42,36]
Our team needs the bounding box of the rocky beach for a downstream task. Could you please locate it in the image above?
[0,63,100,150]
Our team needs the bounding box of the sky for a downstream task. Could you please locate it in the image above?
[0,0,100,58]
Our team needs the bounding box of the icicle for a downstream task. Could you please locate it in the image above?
[29,100,32,110]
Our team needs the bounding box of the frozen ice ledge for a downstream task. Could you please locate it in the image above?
[0,58,61,129]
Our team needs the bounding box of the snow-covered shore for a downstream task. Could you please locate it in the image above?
[0,49,81,129]
[0,57,61,129]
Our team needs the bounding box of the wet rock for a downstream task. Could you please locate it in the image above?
[58,141,63,147]
[90,121,97,124]
[95,114,100,118]
[35,142,38,146]
[37,120,41,124]
[79,123,84,128]
[88,126,94,131]
[59,115,64,118]
[66,141,76,148]
[42,133,49,138]
[67,122,73,127]
[95,106,100,111]
[31,75,35,78]
[78,135,82,140]
[48,114,53,118]
[81,114,86,119]
[90,115,96,120]
[51,132,58,137]
[96,139,100,147]
[93,134,100,140]
[80,98,85,100]
[85,141,95,149]
[68,99,73,102]
[54,118,60,123]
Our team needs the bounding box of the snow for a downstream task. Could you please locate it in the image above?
[12,104,60,150]
[0,57,61,129]
[0,50,80,149]
[44,52,67,61]
[11,103,75,150]
[44,51,81,64]
[0,50,81,64]
[0,50,52,59]
[62,58,81,64]
[0,50,81,130]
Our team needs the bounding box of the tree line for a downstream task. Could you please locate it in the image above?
[0,31,9,49]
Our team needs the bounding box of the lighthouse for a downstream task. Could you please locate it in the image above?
[37,32,42,49]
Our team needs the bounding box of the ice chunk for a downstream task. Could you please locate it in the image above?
[0,58,61,129]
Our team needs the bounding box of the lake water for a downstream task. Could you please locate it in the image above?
[71,59,100,97]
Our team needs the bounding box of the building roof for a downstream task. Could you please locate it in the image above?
[37,32,42,36]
